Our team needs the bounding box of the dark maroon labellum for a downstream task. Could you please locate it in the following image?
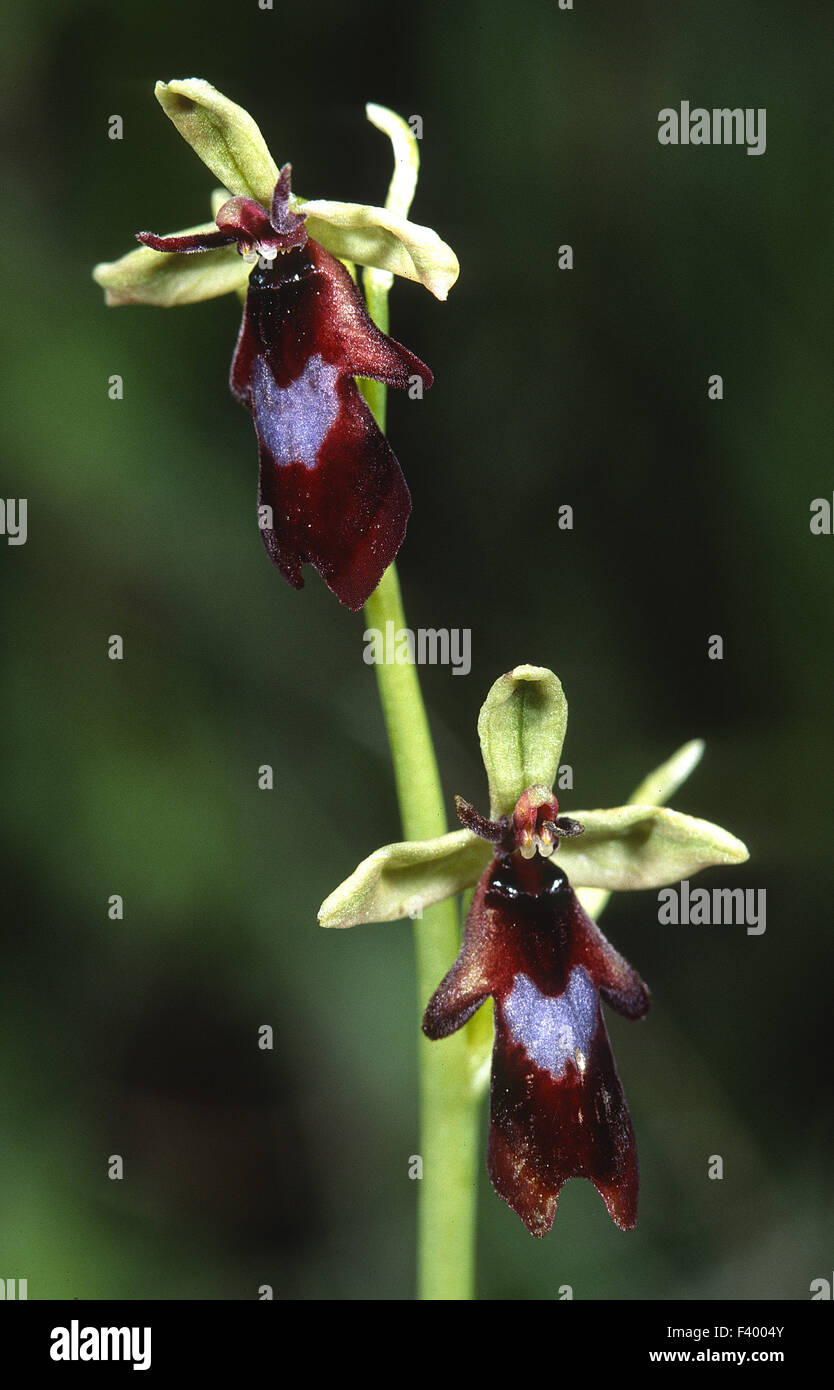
[423,832,650,1236]
[137,166,433,609]
[231,239,431,608]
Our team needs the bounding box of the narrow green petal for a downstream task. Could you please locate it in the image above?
[155,78,279,205]
[577,738,706,917]
[318,830,491,929]
[560,805,749,892]
[477,666,568,820]
[93,230,250,307]
[301,199,459,300]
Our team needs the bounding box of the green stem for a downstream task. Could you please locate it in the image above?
[361,273,479,1301]
[364,568,479,1300]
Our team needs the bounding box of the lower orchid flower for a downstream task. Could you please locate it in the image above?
[424,787,650,1233]
[92,80,458,609]
[319,665,749,1235]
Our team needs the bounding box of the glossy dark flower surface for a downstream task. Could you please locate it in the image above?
[423,790,650,1235]
[138,166,433,608]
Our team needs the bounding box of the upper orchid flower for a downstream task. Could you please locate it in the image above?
[93,80,458,609]
[319,666,749,1235]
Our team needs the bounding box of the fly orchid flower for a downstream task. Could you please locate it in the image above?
[319,666,749,1235]
[93,80,458,609]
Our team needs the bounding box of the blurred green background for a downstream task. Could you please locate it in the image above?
[1,0,831,1300]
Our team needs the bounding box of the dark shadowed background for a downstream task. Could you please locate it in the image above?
[1,0,831,1299]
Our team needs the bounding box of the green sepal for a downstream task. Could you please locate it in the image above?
[301,199,459,300]
[576,739,705,917]
[629,738,705,806]
[362,102,421,299]
[93,229,250,307]
[318,829,491,929]
[155,78,279,206]
[477,665,568,820]
[366,102,420,219]
[560,804,749,892]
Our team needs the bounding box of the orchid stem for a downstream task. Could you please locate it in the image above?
[363,566,479,1301]
[360,276,479,1301]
